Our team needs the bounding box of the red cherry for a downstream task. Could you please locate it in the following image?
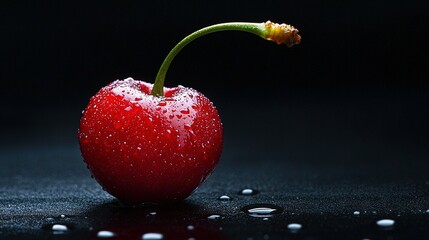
[78,21,299,204]
[79,78,223,204]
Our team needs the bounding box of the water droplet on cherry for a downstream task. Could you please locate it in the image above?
[180,108,190,114]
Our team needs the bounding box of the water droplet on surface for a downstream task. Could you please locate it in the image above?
[263,217,269,221]
[239,188,258,195]
[60,214,65,218]
[426,209,429,214]
[219,195,231,201]
[241,204,283,218]
[207,214,222,220]
[287,223,302,233]
[142,233,164,240]
[376,219,395,228]
[46,217,54,221]
[97,230,115,238]
[52,224,68,232]
[187,225,194,230]
[149,212,157,216]
[354,211,360,215]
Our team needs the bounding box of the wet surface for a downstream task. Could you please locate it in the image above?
[1,144,429,239]
[1,89,429,239]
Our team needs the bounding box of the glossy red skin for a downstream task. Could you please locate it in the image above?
[78,78,223,204]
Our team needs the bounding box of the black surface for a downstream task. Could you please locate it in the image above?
[2,88,429,239]
[2,0,429,239]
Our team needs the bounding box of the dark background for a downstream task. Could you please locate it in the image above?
[1,0,429,239]
[1,0,428,149]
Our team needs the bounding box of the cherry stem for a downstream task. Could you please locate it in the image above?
[150,21,301,96]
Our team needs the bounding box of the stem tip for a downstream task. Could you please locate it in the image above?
[263,21,301,47]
